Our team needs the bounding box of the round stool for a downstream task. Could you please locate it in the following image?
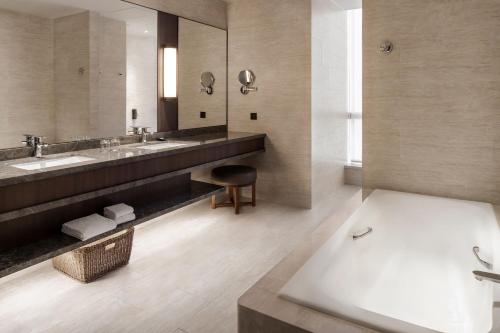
[210,165,257,215]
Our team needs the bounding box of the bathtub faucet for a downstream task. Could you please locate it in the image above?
[473,271,500,284]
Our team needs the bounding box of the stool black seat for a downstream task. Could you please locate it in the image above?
[210,165,257,214]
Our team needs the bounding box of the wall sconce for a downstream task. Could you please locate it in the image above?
[238,70,258,95]
[163,47,177,99]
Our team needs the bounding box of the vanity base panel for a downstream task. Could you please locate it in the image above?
[0,180,223,278]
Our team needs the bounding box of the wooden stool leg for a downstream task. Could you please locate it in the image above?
[228,186,234,204]
[234,186,240,214]
[251,182,256,207]
[211,194,216,209]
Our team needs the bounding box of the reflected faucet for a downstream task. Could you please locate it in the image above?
[22,135,48,158]
[131,126,150,143]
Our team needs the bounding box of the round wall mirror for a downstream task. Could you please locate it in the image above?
[200,72,215,95]
[201,71,215,88]
[238,70,256,86]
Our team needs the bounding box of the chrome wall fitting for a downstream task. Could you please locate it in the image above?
[379,40,394,54]
[200,72,215,95]
[473,270,500,283]
[238,70,258,95]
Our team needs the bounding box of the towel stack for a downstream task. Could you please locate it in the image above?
[104,203,136,225]
[61,203,136,241]
[62,214,116,241]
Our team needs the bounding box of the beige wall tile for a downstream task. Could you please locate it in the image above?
[0,9,55,148]
[363,0,500,204]
[227,0,312,208]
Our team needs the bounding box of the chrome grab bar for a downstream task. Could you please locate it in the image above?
[473,270,500,283]
[353,227,373,240]
[473,246,492,270]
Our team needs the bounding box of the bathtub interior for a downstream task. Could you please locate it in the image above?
[279,190,499,333]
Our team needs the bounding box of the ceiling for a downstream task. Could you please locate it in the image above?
[0,0,157,37]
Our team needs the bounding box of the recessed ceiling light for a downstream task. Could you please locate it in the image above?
[144,30,149,33]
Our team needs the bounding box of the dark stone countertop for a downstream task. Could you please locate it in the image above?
[0,131,266,188]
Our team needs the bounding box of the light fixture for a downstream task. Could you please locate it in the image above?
[163,47,177,99]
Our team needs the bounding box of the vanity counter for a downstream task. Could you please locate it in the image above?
[0,131,265,187]
[0,131,265,278]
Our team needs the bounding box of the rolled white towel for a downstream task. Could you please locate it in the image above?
[104,203,134,220]
[114,213,136,225]
[62,214,117,241]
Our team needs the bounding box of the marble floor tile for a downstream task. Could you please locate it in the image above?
[0,186,359,333]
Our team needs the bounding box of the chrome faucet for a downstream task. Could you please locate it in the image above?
[142,129,150,143]
[34,137,48,158]
[131,126,150,143]
[22,135,48,158]
[473,271,500,283]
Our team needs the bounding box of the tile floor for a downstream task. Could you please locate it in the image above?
[0,186,360,333]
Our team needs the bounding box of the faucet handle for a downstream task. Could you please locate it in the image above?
[131,126,144,135]
[33,136,47,144]
[22,134,36,146]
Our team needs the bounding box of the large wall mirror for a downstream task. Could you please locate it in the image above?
[0,0,227,150]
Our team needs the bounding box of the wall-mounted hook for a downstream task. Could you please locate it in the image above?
[379,40,394,54]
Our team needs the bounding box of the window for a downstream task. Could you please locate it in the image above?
[347,9,362,165]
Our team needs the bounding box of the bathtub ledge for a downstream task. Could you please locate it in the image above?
[237,189,380,333]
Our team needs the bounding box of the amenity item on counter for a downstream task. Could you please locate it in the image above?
[104,203,135,220]
[62,214,117,241]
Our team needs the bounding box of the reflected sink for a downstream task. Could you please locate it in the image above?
[136,142,190,151]
[11,156,95,171]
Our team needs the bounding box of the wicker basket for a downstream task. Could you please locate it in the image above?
[53,228,134,283]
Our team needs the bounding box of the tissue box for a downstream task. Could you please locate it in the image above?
[52,228,134,283]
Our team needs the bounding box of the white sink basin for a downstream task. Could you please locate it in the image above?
[12,156,95,171]
[136,142,190,151]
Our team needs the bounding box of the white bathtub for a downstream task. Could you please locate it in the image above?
[279,190,500,333]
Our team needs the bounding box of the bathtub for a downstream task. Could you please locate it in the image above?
[279,190,499,333]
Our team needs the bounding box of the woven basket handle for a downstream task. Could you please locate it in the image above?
[105,243,116,251]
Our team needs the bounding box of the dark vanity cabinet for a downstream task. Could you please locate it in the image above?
[0,132,265,278]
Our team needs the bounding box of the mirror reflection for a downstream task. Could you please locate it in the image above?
[178,18,227,129]
[0,0,227,150]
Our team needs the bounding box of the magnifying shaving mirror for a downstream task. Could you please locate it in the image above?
[200,71,215,95]
[238,70,258,95]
